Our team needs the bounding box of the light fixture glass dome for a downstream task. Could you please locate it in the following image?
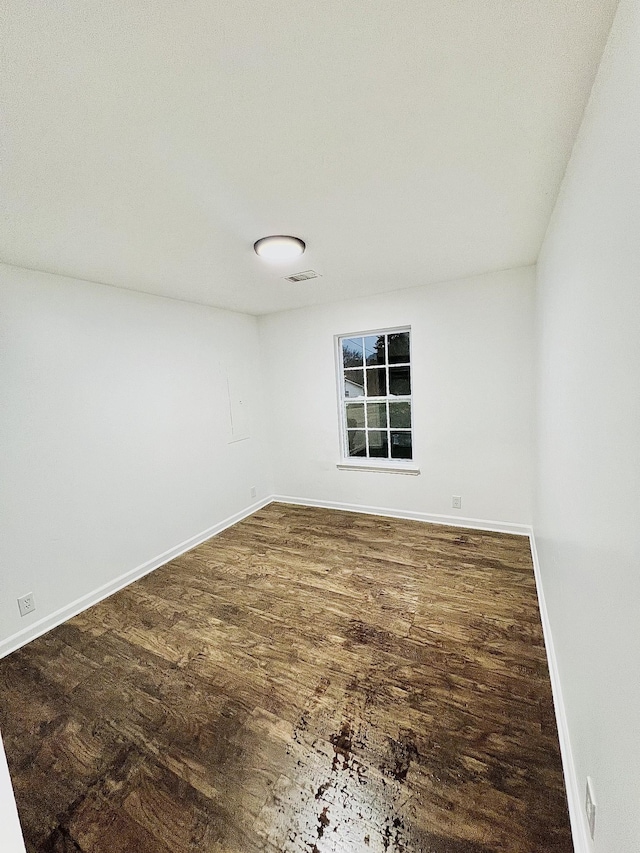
[254,235,305,262]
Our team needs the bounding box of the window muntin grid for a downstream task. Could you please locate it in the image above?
[339,329,412,461]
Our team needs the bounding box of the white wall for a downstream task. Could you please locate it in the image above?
[0,734,25,853]
[260,266,535,528]
[534,0,640,849]
[0,264,272,653]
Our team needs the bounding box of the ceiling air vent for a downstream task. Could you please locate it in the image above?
[284,270,320,283]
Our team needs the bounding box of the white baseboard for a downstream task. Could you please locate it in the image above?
[529,531,587,853]
[271,494,531,536]
[0,497,272,659]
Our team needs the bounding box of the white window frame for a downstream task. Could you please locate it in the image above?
[335,326,420,475]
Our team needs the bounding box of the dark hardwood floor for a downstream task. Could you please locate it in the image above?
[0,503,572,852]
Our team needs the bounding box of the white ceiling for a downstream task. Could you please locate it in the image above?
[1,0,618,315]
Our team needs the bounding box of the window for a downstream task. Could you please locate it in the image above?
[338,328,413,463]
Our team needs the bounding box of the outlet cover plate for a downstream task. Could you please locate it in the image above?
[17,593,36,617]
[452,495,462,509]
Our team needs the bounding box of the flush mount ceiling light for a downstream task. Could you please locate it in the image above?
[254,235,305,262]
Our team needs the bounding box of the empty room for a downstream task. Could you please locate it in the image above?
[1,1,639,851]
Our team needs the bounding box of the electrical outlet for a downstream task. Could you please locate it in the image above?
[250,486,257,499]
[17,593,36,618]
[585,776,596,839]
[452,495,462,509]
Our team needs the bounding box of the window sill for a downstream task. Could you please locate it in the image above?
[336,460,420,475]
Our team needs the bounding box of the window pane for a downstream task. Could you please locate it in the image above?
[345,402,365,428]
[388,332,410,364]
[344,369,364,398]
[348,430,366,457]
[366,367,386,397]
[367,401,387,428]
[341,327,412,465]
[364,334,385,366]
[389,365,410,395]
[342,337,364,367]
[389,401,411,428]
[368,430,388,458]
[390,431,412,459]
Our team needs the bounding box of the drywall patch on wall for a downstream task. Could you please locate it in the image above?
[226,365,251,443]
